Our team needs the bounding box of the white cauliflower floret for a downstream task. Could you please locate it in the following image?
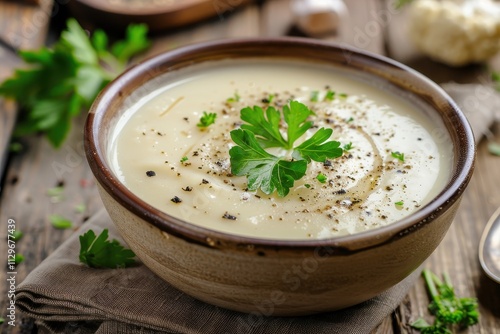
[408,0,500,66]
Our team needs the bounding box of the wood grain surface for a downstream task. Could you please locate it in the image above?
[0,0,53,187]
[0,0,499,333]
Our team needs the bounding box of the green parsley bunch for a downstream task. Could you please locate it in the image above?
[412,270,479,334]
[0,19,150,147]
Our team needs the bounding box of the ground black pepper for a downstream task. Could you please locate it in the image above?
[171,196,182,203]
[222,212,237,220]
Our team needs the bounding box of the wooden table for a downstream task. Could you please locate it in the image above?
[1,0,499,333]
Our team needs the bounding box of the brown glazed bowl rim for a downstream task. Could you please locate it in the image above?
[85,37,475,253]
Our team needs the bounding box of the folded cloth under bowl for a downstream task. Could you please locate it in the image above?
[16,209,422,334]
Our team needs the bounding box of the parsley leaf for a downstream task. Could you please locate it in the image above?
[197,111,217,128]
[324,90,335,101]
[343,142,353,151]
[111,24,151,65]
[240,105,288,148]
[15,254,24,265]
[12,230,23,241]
[229,129,307,197]
[316,173,327,183]
[0,19,150,147]
[227,91,240,103]
[49,214,73,229]
[395,0,414,9]
[488,142,500,156]
[310,90,320,102]
[79,229,136,268]
[74,203,86,214]
[266,94,275,103]
[240,101,315,149]
[392,151,405,162]
[293,127,342,162]
[283,101,316,148]
[492,71,500,91]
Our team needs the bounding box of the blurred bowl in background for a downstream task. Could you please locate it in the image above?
[68,0,254,33]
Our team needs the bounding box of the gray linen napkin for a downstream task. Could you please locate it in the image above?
[16,209,422,334]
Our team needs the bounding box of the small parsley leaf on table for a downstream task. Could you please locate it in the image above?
[49,214,73,229]
[15,254,25,265]
[79,229,136,269]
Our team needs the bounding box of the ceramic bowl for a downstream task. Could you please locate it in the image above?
[84,38,475,316]
[68,0,254,33]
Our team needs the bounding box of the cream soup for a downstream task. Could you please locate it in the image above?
[109,60,453,240]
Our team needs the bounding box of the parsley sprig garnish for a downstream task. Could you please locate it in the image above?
[79,229,136,268]
[0,19,150,147]
[229,101,343,197]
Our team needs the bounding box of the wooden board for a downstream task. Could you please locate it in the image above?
[0,0,53,186]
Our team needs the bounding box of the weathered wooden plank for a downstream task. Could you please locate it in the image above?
[142,3,260,60]
[0,0,53,186]
[0,0,52,50]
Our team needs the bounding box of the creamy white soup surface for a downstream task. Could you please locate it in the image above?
[109,60,452,240]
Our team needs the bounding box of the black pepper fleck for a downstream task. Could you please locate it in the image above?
[146,171,156,177]
[222,212,237,220]
[171,196,182,203]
